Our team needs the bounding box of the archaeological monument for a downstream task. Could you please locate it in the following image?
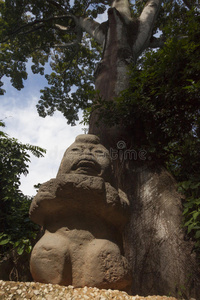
[29,134,132,291]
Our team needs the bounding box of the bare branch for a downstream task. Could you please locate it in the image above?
[78,18,106,45]
[18,25,45,37]
[133,0,162,58]
[0,14,79,43]
[111,0,132,23]
[55,24,69,31]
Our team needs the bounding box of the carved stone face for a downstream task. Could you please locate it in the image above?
[57,135,112,180]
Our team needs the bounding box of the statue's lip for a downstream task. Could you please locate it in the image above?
[76,159,98,169]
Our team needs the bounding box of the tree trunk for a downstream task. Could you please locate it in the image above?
[89,6,139,147]
[88,3,200,299]
[122,160,199,298]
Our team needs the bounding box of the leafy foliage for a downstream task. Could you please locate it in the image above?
[0,1,198,125]
[37,36,100,124]
[180,181,200,253]
[0,0,104,123]
[0,121,46,256]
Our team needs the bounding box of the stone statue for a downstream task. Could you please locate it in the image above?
[29,134,131,291]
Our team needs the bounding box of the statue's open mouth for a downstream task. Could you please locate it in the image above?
[73,159,100,176]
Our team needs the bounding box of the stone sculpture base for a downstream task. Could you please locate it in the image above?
[30,174,131,291]
[31,227,130,290]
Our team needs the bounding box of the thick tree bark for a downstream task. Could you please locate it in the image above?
[122,161,199,298]
[88,6,139,146]
[84,0,200,298]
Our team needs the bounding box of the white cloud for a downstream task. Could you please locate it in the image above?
[1,82,84,197]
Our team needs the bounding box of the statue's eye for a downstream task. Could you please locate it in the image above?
[94,149,104,155]
[71,148,81,152]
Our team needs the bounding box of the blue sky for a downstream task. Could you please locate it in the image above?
[1,68,84,196]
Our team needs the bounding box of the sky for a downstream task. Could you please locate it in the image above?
[1,69,84,196]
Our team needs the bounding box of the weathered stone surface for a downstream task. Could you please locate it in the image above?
[30,174,129,229]
[29,134,131,291]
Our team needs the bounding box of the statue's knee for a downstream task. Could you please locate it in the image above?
[30,232,72,285]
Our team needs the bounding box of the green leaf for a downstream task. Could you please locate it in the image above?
[183,207,189,215]
[13,240,21,248]
[17,244,25,255]
[25,245,32,253]
[195,231,200,239]
[181,181,191,191]
[188,223,195,233]
[193,211,199,221]
[184,219,192,227]
[0,238,10,245]
[190,182,200,189]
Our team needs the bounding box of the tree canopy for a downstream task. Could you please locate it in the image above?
[0,0,106,124]
[0,0,197,124]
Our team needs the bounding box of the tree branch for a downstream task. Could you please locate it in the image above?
[0,14,79,43]
[19,25,46,37]
[111,0,132,23]
[132,0,162,58]
[54,24,69,31]
[54,24,83,49]
[78,17,106,45]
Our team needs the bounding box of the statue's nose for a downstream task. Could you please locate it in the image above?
[83,149,93,156]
